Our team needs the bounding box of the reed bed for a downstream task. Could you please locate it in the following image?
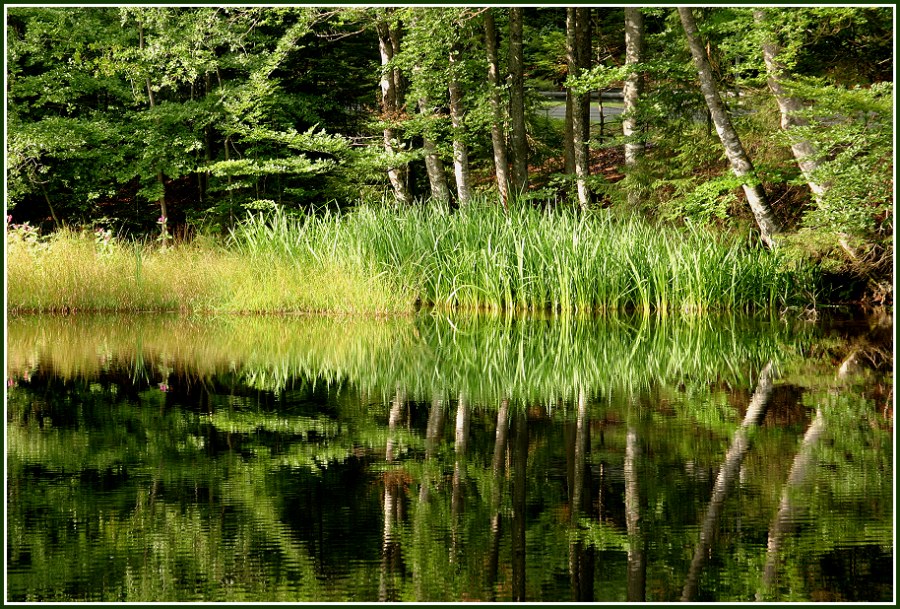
[231,200,814,314]
[7,199,815,315]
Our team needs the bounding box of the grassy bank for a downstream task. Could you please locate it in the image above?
[6,202,817,315]
[6,225,405,315]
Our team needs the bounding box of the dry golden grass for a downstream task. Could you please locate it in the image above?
[6,229,407,314]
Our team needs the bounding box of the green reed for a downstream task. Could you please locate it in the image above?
[320,199,813,314]
[8,197,815,314]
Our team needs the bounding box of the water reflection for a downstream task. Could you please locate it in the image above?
[5,312,893,602]
[682,361,776,601]
[624,407,645,602]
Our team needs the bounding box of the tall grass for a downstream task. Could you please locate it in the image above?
[6,227,405,314]
[7,199,816,314]
[231,199,814,314]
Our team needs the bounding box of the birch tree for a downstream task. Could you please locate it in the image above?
[754,8,825,199]
[483,8,510,208]
[448,34,473,205]
[678,7,781,247]
[622,7,644,207]
[566,8,591,209]
[376,11,412,204]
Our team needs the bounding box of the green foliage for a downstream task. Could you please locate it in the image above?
[6,7,379,228]
[793,81,892,238]
[659,173,743,225]
[524,18,567,90]
[566,64,631,95]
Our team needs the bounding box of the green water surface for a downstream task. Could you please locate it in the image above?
[5,312,893,602]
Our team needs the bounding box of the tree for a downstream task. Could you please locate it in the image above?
[417,99,452,203]
[134,11,169,243]
[395,7,485,206]
[678,7,781,247]
[622,7,644,207]
[508,8,528,193]
[567,7,591,209]
[6,8,133,227]
[483,8,510,208]
[7,7,361,232]
[376,10,412,204]
[448,26,473,205]
[753,8,824,199]
[564,12,576,177]
[681,361,777,601]
[400,8,453,204]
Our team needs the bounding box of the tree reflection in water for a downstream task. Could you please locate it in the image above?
[5,313,892,602]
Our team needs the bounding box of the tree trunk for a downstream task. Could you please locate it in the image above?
[418,98,451,203]
[566,9,591,209]
[624,425,646,601]
[418,390,446,504]
[754,8,825,199]
[510,407,528,601]
[376,17,412,204]
[573,8,591,209]
[140,21,167,243]
[757,408,825,599]
[389,20,404,99]
[758,349,857,600]
[678,7,781,247]
[379,386,404,602]
[450,394,469,561]
[483,9,511,208]
[623,7,645,207]
[448,43,472,205]
[409,11,449,204]
[486,397,510,601]
[568,387,594,600]
[564,9,576,176]
[564,91,575,174]
[35,180,60,227]
[508,8,528,193]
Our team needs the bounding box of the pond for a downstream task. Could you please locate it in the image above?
[5,311,893,602]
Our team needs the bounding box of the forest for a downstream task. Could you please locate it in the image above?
[5,6,894,313]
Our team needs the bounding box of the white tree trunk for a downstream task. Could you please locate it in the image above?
[679,8,781,247]
[377,18,411,204]
[448,46,472,205]
[623,8,644,179]
[484,9,510,208]
[754,8,826,199]
[681,362,777,601]
[418,98,451,203]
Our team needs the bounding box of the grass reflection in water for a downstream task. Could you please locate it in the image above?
[5,312,893,602]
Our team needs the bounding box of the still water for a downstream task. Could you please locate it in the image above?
[5,312,893,602]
